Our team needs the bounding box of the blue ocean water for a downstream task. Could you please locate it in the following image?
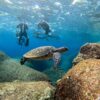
[0,0,100,73]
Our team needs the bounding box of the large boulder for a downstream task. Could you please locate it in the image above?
[0,81,55,100]
[73,43,100,65]
[0,51,49,82]
[54,59,100,100]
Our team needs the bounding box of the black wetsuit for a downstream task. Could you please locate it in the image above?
[16,23,29,46]
[38,21,51,35]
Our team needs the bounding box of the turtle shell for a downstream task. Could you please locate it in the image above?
[23,46,56,59]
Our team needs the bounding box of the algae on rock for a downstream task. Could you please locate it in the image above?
[73,43,100,65]
[55,59,100,100]
[0,81,55,100]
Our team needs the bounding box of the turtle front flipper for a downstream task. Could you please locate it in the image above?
[20,57,27,65]
[52,52,61,70]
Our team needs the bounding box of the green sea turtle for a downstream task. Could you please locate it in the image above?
[20,46,68,68]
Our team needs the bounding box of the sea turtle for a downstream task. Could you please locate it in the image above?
[20,46,68,69]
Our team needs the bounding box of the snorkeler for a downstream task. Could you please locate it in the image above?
[37,21,51,35]
[16,23,29,46]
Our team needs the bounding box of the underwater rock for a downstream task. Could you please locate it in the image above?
[54,59,100,100]
[73,43,100,65]
[0,51,10,61]
[0,51,49,82]
[0,81,55,100]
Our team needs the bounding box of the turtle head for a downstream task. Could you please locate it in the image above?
[20,57,27,65]
[54,47,68,53]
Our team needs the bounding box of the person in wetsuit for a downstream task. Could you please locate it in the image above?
[16,23,29,46]
[37,21,51,35]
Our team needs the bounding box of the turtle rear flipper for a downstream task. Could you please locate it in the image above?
[20,57,27,65]
[53,52,61,70]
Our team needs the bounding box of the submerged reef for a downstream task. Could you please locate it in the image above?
[0,51,49,82]
[0,81,55,100]
[73,43,100,65]
[54,59,100,100]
